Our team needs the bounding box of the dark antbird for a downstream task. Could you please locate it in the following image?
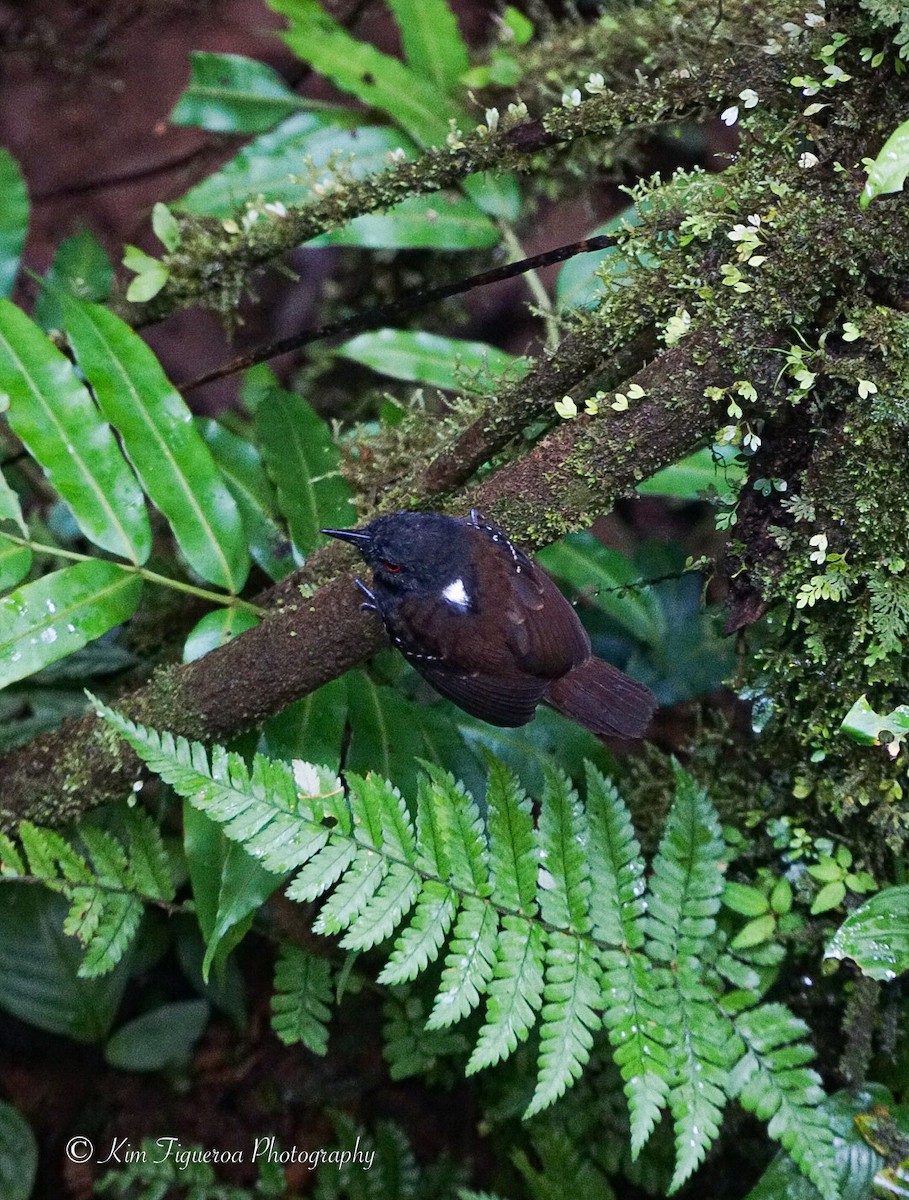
[322,511,656,740]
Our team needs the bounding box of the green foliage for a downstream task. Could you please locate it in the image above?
[97,702,839,1196]
[0,885,135,1042]
[271,943,334,1053]
[826,884,909,981]
[255,384,356,555]
[1,808,176,977]
[170,50,315,133]
[105,998,210,1072]
[0,150,28,300]
[334,330,526,393]
[0,1100,38,1200]
[860,0,909,59]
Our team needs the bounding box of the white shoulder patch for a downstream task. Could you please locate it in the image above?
[442,577,471,610]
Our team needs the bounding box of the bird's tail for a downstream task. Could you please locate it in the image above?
[544,657,656,740]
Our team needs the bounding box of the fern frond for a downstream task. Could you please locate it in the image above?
[285,837,353,903]
[0,831,25,875]
[423,764,490,895]
[537,766,591,932]
[585,764,645,947]
[123,809,176,902]
[732,1004,839,1200]
[97,702,835,1197]
[467,918,545,1074]
[666,970,741,1192]
[525,932,601,1117]
[339,861,421,952]
[76,892,143,978]
[271,943,333,1055]
[79,824,130,887]
[602,951,673,1155]
[646,768,731,1188]
[14,810,178,978]
[485,757,538,913]
[584,764,671,1152]
[313,848,387,935]
[378,881,457,985]
[426,896,498,1029]
[20,821,92,884]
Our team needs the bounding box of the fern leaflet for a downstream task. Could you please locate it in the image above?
[271,943,333,1055]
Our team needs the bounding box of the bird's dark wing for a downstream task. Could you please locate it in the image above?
[499,558,590,679]
[411,661,545,727]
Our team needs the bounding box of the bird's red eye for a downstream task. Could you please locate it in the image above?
[383,561,401,573]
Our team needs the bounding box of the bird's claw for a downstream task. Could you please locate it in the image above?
[355,577,378,612]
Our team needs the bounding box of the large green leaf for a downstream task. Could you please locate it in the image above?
[861,118,909,207]
[268,0,519,219]
[0,150,27,299]
[198,417,300,581]
[256,386,356,556]
[0,1100,38,1200]
[825,885,909,981]
[0,301,151,563]
[183,803,285,980]
[0,559,142,688]
[183,606,259,663]
[178,112,380,217]
[638,446,745,500]
[0,886,132,1042]
[387,0,469,93]
[556,208,657,310]
[0,464,31,591]
[536,533,666,647]
[62,298,249,592]
[169,51,314,133]
[314,192,497,250]
[33,231,113,331]
[743,1087,890,1200]
[0,537,31,593]
[335,329,525,391]
[105,999,210,1071]
[262,675,349,769]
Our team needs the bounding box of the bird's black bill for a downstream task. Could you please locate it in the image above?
[321,527,371,546]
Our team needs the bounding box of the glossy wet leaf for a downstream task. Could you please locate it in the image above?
[198,418,299,581]
[556,210,654,310]
[183,606,259,663]
[262,676,349,770]
[0,300,152,563]
[826,885,909,981]
[638,446,745,500]
[0,150,27,299]
[256,386,355,556]
[170,51,313,133]
[63,297,249,592]
[841,694,909,751]
[335,328,525,391]
[0,465,31,591]
[861,118,909,207]
[183,803,285,980]
[0,559,143,688]
[314,192,496,250]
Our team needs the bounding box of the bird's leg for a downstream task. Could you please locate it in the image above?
[354,577,378,612]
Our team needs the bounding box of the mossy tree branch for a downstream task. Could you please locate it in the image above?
[0,332,747,832]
